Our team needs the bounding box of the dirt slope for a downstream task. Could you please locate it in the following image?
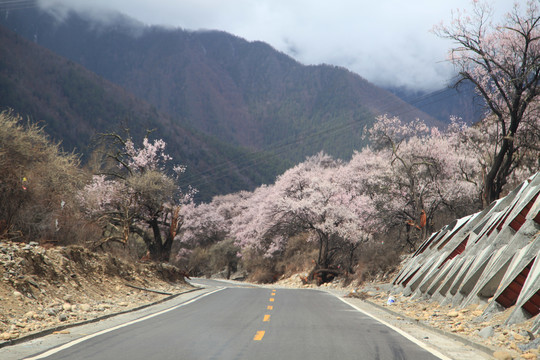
[0,241,190,342]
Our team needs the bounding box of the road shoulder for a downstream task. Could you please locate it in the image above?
[339,296,494,360]
[0,286,216,360]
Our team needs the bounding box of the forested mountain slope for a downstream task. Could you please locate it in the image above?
[0,24,286,201]
[1,7,442,162]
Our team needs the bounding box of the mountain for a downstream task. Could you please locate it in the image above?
[387,83,487,125]
[0,24,287,202]
[0,6,442,163]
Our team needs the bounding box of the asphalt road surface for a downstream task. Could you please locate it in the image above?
[26,280,443,360]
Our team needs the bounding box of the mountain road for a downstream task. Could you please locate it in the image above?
[12,278,447,360]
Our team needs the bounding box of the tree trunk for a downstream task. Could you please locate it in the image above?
[482,135,515,207]
[147,217,169,261]
[316,231,330,268]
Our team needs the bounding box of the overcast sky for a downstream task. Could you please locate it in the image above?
[38,0,515,92]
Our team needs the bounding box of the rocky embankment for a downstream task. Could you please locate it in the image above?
[0,242,190,343]
[354,289,539,360]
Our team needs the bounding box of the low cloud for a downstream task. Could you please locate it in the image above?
[38,0,515,92]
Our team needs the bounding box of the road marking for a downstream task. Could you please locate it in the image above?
[269,298,274,302]
[335,295,452,360]
[271,293,276,296]
[24,288,226,360]
[253,330,265,341]
[263,314,271,322]
[267,305,273,310]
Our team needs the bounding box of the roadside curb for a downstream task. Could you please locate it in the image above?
[353,297,496,357]
[0,286,202,349]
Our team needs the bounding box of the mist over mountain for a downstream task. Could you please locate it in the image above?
[387,83,486,125]
[1,6,444,164]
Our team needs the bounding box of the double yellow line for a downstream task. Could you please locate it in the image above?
[253,289,276,341]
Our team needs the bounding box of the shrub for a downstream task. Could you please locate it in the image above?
[208,238,240,279]
[276,233,318,277]
[0,111,86,244]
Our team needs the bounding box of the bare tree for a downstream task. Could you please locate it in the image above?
[435,0,540,207]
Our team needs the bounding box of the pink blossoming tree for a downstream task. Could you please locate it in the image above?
[434,0,540,206]
[230,153,377,270]
[361,115,480,250]
[79,134,194,260]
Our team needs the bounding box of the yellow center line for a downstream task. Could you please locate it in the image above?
[263,314,271,322]
[271,292,276,296]
[269,298,274,302]
[267,305,273,310]
[253,330,265,341]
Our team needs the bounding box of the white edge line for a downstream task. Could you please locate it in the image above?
[334,295,452,360]
[24,287,225,360]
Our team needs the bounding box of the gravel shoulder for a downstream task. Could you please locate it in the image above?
[340,296,493,360]
[0,286,213,360]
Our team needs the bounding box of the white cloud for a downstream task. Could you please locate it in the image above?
[37,0,516,91]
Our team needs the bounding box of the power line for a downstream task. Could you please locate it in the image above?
[182,85,473,191]
[182,84,475,190]
[0,0,39,11]
[180,84,474,194]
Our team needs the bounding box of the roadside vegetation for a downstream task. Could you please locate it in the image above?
[0,1,539,287]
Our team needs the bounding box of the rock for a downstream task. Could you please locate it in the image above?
[0,332,11,340]
[447,311,459,318]
[58,314,67,322]
[23,311,35,319]
[79,304,91,312]
[53,330,70,335]
[520,330,536,341]
[96,303,112,311]
[519,337,540,352]
[478,326,494,339]
[13,291,23,299]
[521,353,537,360]
[454,325,465,332]
[492,350,513,360]
[118,302,128,307]
[62,303,72,311]
[512,332,526,342]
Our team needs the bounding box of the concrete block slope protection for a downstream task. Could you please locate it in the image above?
[394,172,540,326]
